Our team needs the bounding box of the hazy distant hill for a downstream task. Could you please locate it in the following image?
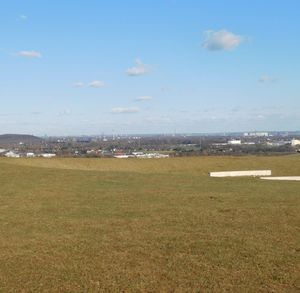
[0,134,43,144]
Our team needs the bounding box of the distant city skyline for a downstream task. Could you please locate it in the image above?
[0,0,299,135]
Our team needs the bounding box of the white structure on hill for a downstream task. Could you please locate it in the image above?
[291,139,300,146]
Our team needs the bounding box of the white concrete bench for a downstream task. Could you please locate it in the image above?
[209,170,272,177]
[260,176,300,181]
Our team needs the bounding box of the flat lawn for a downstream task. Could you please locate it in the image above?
[0,156,299,292]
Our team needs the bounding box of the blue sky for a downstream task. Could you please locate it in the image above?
[0,0,299,135]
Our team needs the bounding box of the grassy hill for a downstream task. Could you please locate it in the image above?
[0,134,42,145]
[0,156,299,292]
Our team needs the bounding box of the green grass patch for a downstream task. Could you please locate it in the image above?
[0,156,299,292]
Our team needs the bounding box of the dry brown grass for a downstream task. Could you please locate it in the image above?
[0,156,299,292]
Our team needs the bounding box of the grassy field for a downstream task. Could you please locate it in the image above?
[0,155,299,292]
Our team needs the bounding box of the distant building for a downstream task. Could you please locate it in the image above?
[77,137,91,143]
[132,152,144,156]
[291,139,300,147]
[113,152,169,159]
[266,141,288,147]
[86,150,96,154]
[5,151,20,158]
[114,155,129,158]
[244,132,269,137]
[40,153,56,158]
[228,139,241,145]
[135,153,169,158]
[243,142,255,145]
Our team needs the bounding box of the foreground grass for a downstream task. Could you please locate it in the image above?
[0,156,299,292]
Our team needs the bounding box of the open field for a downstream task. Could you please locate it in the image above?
[0,156,299,292]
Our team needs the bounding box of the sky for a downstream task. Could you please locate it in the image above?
[0,0,299,135]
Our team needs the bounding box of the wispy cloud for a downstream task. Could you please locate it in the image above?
[16,50,42,58]
[126,59,151,76]
[135,96,153,102]
[19,15,28,21]
[73,82,85,87]
[111,107,140,114]
[202,30,243,51]
[258,75,277,83]
[73,80,106,88]
[88,80,105,88]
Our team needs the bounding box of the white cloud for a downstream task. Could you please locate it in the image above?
[202,30,243,51]
[17,50,42,58]
[73,82,85,87]
[111,107,140,114]
[258,75,277,83]
[73,80,106,88]
[126,59,151,76]
[19,15,28,20]
[88,80,105,88]
[135,96,153,101]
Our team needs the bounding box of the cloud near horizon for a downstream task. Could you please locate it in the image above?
[16,50,42,58]
[258,75,277,83]
[126,59,151,76]
[202,30,243,51]
[135,96,153,101]
[111,107,140,114]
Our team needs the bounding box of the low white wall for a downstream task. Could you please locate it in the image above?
[210,170,271,177]
[260,176,300,181]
